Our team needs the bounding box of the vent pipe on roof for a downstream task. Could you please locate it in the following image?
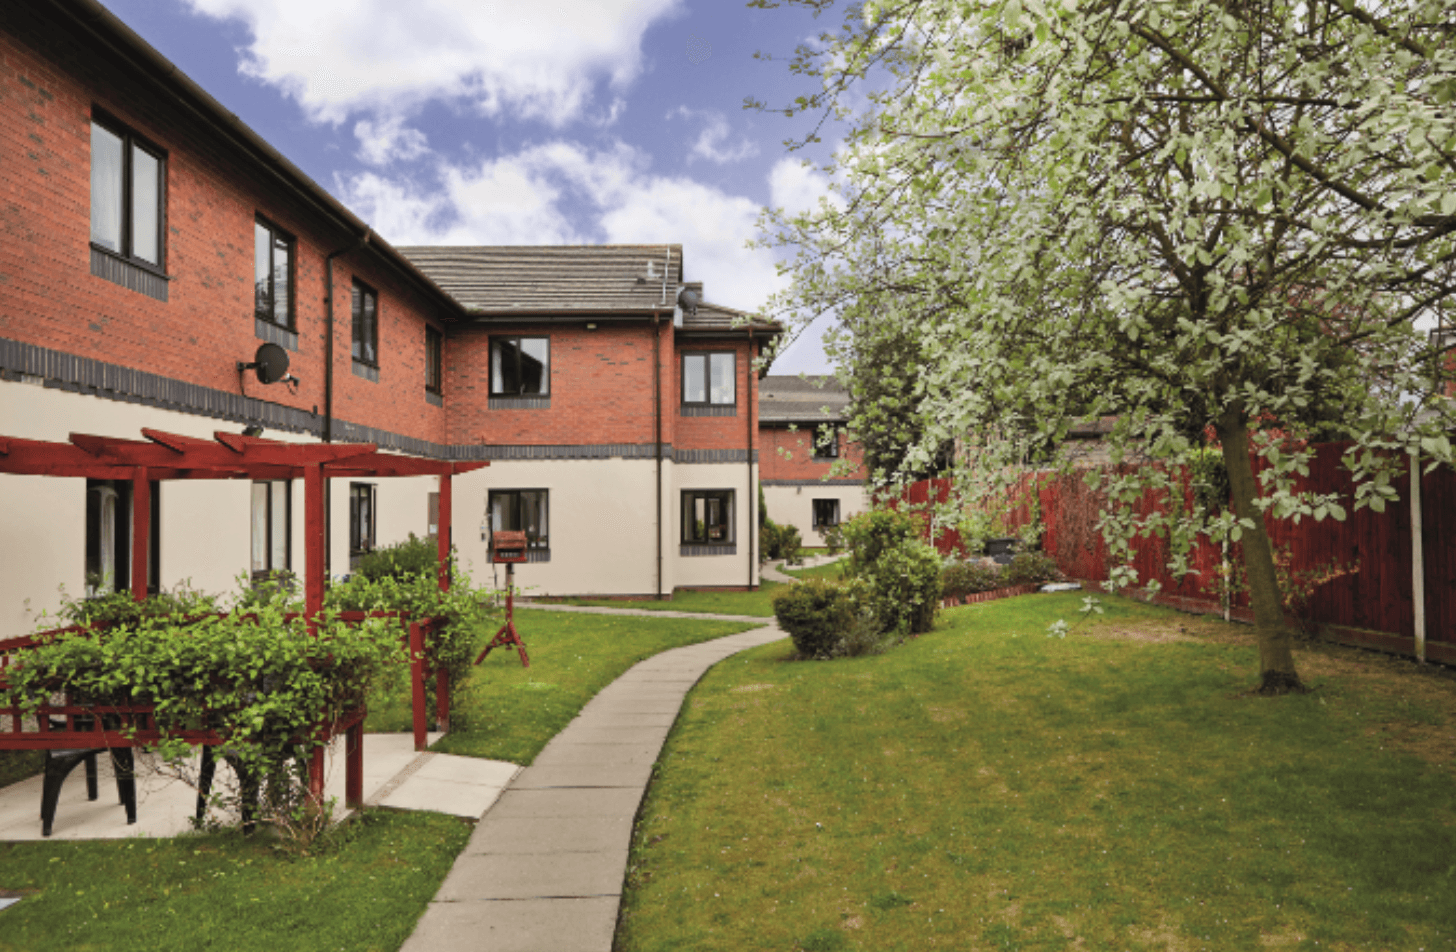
[660,248,671,306]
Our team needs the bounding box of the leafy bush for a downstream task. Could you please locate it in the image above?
[1003,551,1064,586]
[233,569,299,613]
[761,518,803,565]
[771,578,857,659]
[833,604,889,658]
[839,508,941,636]
[941,561,1004,599]
[354,533,442,582]
[39,580,220,631]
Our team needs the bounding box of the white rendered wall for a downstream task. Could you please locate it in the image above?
[672,462,759,590]
[763,483,870,546]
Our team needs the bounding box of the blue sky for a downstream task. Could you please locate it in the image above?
[98,0,842,373]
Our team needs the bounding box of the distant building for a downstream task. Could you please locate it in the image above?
[757,375,868,544]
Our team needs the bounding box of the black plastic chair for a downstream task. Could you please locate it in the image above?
[39,715,137,837]
[197,745,260,834]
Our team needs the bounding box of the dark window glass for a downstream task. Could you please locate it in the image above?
[682,490,734,544]
[682,352,735,406]
[352,280,378,366]
[255,218,294,329]
[489,490,549,553]
[812,499,841,528]
[490,337,549,395]
[90,117,164,268]
[84,479,159,595]
[349,483,377,563]
[426,325,443,393]
[250,479,291,576]
[813,428,841,460]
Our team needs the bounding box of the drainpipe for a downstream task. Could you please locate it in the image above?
[324,229,371,579]
[654,311,664,600]
[746,326,755,589]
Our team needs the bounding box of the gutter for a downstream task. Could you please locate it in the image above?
[50,0,464,320]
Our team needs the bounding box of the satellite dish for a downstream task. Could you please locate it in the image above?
[237,342,290,385]
[677,288,700,314]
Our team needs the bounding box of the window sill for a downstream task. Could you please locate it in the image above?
[255,317,298,352]
[680,405,736,417]
[352,360,379,383]
[90,246,169,302]
[426,389,443,407]
[491,549,550,563]
[489,395,550,410]
[680,544,737,557]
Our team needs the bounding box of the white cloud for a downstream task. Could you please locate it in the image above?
[669,107,760,164]
[337,140,785,312]
[768,157,840,217]
[183,0,681,126]
[353,116,430,166]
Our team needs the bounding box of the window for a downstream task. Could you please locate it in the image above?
[250,480,291,577]
[349,483,376,566]
[489,490,549,560]
[812,499,841,529]
[813,427,841,460]
[254,218,294,330]
[352,280,378,367]
[426,325,443,394]
[682,490,734,545]
[85,479,160,595]
[90,116,165,269]
[490,337,549,395]
[681,352,735,407]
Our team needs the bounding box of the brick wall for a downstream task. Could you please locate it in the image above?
[760,424,865,481]
[0,7,447,445]
[671,337,758,451]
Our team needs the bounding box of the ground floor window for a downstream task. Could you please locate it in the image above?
[489,489,549,560]
[85,478,159,595]
[350,483,376,567]
[250,480,290,578]
[812,498,841,528]
[682,490,734,545]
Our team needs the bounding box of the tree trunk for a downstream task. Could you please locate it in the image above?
[1214,407,1306,695]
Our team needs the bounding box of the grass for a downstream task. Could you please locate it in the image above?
[0,810,470,952]
[533,584,784,618]
[0,752,42,790]
[365,608,762,763]
[781,560,846,582]
[617,592,1456,952]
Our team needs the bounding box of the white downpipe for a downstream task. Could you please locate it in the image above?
[1411,449,1426,664]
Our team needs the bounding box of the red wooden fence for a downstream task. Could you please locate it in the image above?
[906,443,1456,663]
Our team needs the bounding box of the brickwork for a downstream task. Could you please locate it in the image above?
[671,337,759,451]
[759,424,865,481]
[0,7,447,445]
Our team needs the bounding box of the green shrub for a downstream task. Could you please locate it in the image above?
[941,561,1004,599]
[761,518,803,565]
[839,508,941,636]
[40,580,220,630]
[354,533,442,581]
[1003,551,1064,586]
[771,578,857,659]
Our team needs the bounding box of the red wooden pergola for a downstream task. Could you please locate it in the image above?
[0,427,487,811]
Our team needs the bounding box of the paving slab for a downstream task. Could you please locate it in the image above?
[486,786,645,820]
[400,897,620,952]
[466,815,634,856]
[512,763,653,789]
[530,742,661,768]
[436,849,628,900]
[547,725,672,747]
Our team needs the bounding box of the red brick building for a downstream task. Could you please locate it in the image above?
[0,0,778,635]
[758,375,868,543]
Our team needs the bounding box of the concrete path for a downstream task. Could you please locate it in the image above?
[399,622,788,952]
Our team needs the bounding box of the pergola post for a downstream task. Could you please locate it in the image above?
[438,471,452,592]
[131,468,150,602]
[303,462,325,627]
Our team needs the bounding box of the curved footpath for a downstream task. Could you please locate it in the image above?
[401,557,828,952]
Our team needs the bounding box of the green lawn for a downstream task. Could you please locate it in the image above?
[0,811,470,952]
[365,608,763,764]
[533,583,784,619]
[781,560,846,582]
[617,593,1456,952]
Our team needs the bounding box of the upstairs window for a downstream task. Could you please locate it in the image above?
[254,218,293,330]
[352,280,378,367]
[813,427,841,460]
[682,352,735,407]
[682,490,734,545]
[491,337,549,395]
[426,325,443,394]
[90,116,165,269]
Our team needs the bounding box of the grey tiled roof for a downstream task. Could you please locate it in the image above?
[397,244,689,314]
[759,375,850,424]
